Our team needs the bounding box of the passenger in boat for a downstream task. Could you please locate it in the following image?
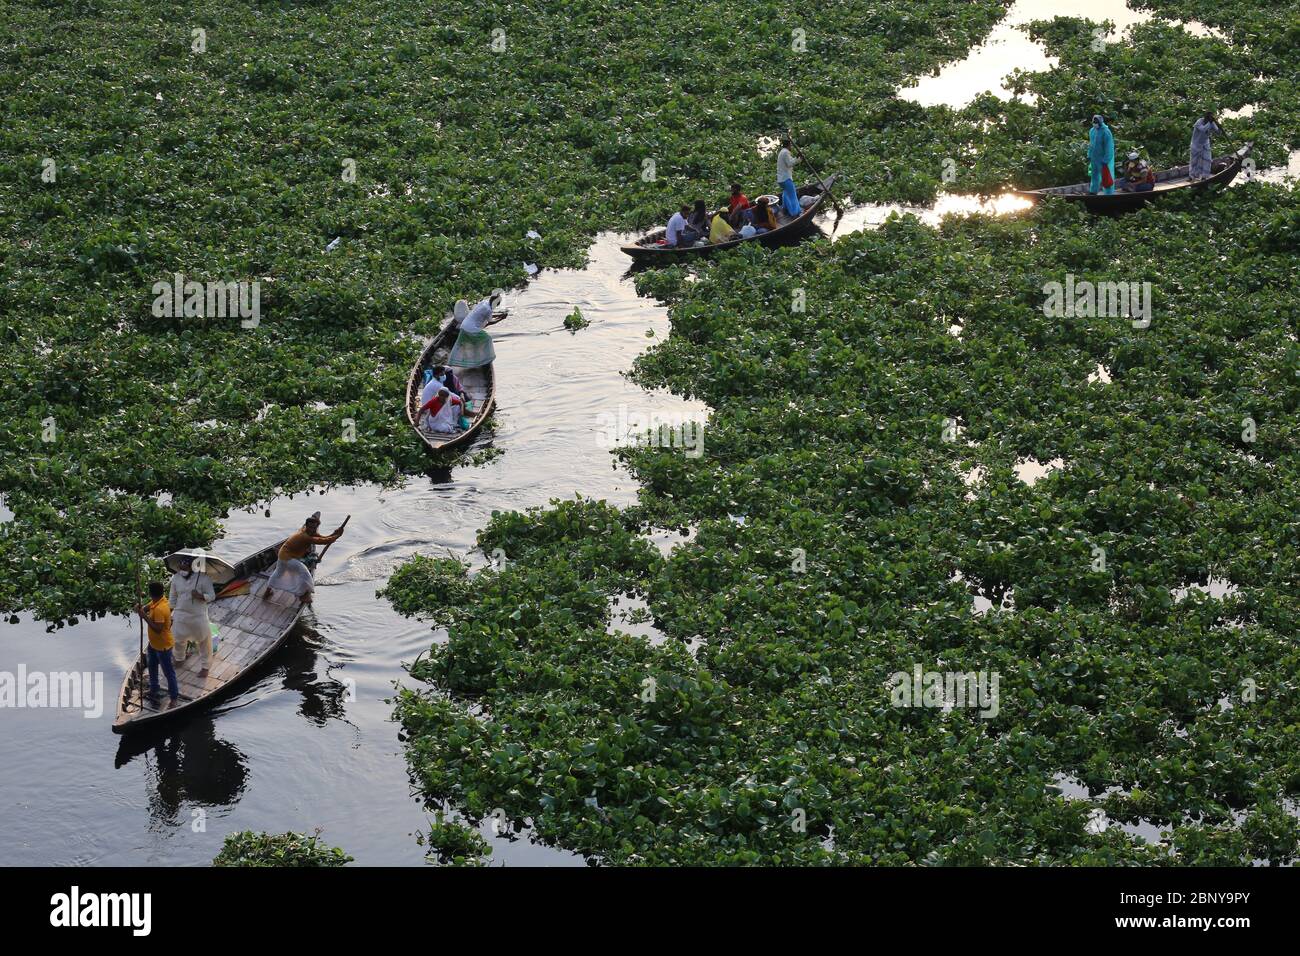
[419,386,465,435]
[684,200,710,244]
[728,184,751,225]
[776,138,801,216]
[136,582,178,705]
[748,197,779,235]
[664,204,691,247]
[709,205,737,243]
[1121,151,1155,192]
[263,512,344,606]
[447,291,501,368]
[422,364,464,405]
[1088,115,1116,195]
[1189,113,1223,180]
[170,555,216,677]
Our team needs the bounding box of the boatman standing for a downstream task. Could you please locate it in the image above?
[136,582,179,705]
[170,554,216,678]
[776,137,800,217]
[262,512,345,606]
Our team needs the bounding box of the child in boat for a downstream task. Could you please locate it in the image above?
[136,582,178,704]
[709,206,737,243]
[1121,151,1155,191]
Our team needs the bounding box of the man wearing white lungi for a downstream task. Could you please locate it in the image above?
[263,512,344,606]
[170,556,217,676]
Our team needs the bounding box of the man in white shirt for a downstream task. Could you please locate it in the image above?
[664,205,691,246]
[776,138,800,217]
[170,555,217,676]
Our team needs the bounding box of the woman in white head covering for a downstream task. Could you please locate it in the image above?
[447,290,502,368]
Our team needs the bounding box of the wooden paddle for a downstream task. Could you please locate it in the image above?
[318,514,350,563]
[785,129,845,218]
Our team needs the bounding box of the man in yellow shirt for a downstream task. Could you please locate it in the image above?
[709,206,736,244]
[135,581,179,704]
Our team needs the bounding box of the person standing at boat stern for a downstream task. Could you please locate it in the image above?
[136,582,178,704]
[1088,115,1116,195]
[263,512,344,606]
[777,137,800,217]
[1190,112,1223,180]
[170,555,216,677]
[447,291,501,369]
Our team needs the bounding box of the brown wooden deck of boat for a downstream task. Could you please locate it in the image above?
[113,554,306,732]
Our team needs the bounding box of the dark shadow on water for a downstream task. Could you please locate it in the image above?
[113,618,348,826]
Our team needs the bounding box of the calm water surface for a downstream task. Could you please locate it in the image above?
[0,234,703,866]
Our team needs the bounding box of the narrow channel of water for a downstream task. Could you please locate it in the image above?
[0,233,704,866]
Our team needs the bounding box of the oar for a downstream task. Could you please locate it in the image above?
[317,514,351,563]
[133,554,146,703]
[785,129,845,219]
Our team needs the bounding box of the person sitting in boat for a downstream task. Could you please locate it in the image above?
[776,137,801,216]
[664,204,691,247]
[728,184,751,225]
[262,512,344,606]
[743,197,778,236]
[1087,115,1116,196]
[136,581,178,705]
[1121,151,1155,192]
[419,386,465,435]
[422,364,464,404]
[684,200,710,244]
[447,292,501,369]
[169,554,216,678]
[1189,112,1223,180]
[709,205,737,244]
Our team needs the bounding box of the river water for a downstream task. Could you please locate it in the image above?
[0,234,703,866]
[3,1,1293,867]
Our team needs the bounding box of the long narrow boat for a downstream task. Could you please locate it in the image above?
[405,313,502,454]
[1015,143,1252,214]
[112,543,312,734]
[621,175,839,264]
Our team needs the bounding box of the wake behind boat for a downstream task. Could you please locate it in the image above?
[406,309,505,454]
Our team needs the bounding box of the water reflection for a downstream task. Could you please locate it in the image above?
[899,0,1226,109]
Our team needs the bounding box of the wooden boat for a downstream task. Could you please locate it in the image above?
[621,175,839,264]
[1015,143,1252,213]
[405,312,504,454]
[112,543,313,734]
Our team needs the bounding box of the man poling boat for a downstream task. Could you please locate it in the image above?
[1190,112,1224,180]
[262,512,346,607]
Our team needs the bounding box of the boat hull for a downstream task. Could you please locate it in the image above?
[621,175,839,264]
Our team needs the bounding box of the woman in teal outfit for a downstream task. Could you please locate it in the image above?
[1088,114,1116,195]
